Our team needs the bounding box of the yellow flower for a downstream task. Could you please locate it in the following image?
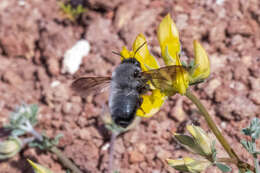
[167,157,211,173]
[120,34,166,118]
[28,159,53,173]
[157,14,189,95]
[157,14,210,94]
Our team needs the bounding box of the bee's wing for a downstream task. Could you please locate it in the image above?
[141,65,188,92]
[71,76,111,96]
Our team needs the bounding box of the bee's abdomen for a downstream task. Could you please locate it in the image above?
[109,90,140,128]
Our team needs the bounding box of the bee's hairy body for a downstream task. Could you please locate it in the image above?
[109,58,147,128]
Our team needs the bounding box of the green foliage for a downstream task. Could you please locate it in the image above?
[5,104,39,137]
[242,118,260,140]
[215,163,232,172]
[29,134,63,150]
[59,1,87,20]
[241,117,260,173]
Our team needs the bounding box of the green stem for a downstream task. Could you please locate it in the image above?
[50,147,83,173]
[185,90,254,172]
[217,157,238,164]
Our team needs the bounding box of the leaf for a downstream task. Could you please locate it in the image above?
[211,140,217,162]
[242,128,251,136]
[241,139,254,154]
[242,117,260,139]
[11,129,26,137]
[29,104,38,125]
[215,163,232,172]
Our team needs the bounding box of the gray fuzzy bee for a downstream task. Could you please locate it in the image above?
[71,43,187,127]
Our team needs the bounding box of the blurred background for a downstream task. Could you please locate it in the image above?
[0,0,259,172]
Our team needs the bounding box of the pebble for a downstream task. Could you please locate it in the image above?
[2,71,23,85]
[62,40,90,74]
[129,150,145,163]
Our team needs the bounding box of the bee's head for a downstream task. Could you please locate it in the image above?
[121,58,141,68]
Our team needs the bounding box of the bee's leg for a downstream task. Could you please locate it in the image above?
[138,97,143,106]
[138,97,146,115]
[138,83,151,94]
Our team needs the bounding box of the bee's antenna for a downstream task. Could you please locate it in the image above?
[133,41,147,58]
[112,51,126,59]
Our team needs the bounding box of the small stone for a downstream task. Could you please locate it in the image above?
[214,85,233,103]
[136,142,147,154]
[79,128,91,140]
[2,71,23,85]
[62,102,73,114]
[155,147,171,162]
[250,77,260,90]
[129,150,145,163]
[204,78,222,98]
[52,84,70,102]
[170,99,186,122]
[47,57,60,76]
[249,91,260,105]
[176,14,188,30]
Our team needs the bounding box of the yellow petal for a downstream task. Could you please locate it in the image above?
[172,67,189,95]
[190,40,210,83]
[187,125,212,156]
[28,160,53,173]
[136,89,166,118]
[133,34,160,69]
[120,46,131,60]
[157,14,181,66]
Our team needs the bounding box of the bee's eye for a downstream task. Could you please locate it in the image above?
[133,70,140,78]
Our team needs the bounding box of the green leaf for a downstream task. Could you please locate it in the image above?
[29,104,38,126]
[215,163,232,172]
[241,139,254,154]
[242,117,260,139]
[245,170,253,173]
[211,140,217,162]
[11,129,26,137]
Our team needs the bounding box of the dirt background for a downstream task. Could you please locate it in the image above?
[0,0,259,172]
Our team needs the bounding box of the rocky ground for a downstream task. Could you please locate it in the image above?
[0,0,259,172]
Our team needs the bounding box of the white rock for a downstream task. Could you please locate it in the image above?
[62,40,90,74]
[216,0,225,5]
[50,80,61,88]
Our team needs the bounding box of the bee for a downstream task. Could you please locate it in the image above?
[71,43,188,128]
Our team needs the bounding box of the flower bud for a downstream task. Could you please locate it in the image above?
[174,125,212,157]
[0,138,22,160]
[28,159,53,173]
[187,125,212,156]
[189,40,210,84]
[167,157,211,173]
